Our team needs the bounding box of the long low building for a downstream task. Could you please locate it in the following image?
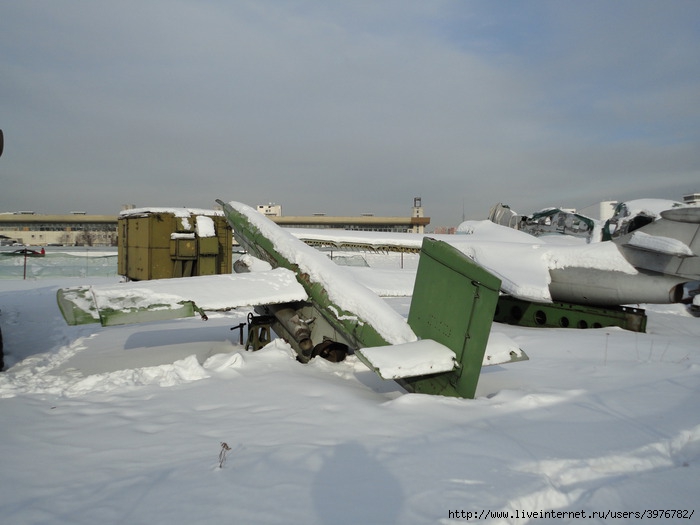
[0,212,118,246]
[0,206,430,246]
[272,214,429,232]
[258,197,429,234]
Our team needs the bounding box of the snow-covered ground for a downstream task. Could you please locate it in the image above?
[1,251,699,524]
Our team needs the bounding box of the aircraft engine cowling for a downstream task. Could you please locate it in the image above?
[548,268,688,306]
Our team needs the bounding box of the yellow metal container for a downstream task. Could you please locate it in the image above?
[118,209,232,280]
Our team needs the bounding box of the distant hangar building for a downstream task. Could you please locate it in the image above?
[0,211,118,246]
[262,198,428,234]
[0,198,429,246]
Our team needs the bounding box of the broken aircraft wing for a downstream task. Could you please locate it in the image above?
[57,269,307,326]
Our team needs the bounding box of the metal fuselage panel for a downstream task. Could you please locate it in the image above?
[548,267,686,305]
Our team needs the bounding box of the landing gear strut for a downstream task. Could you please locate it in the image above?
[244,312,273,351]
[232,312,349,363]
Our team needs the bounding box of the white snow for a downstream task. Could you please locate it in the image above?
[481,332,526,365]
[290,227,426,251]
[626,231,694,256]
[358,340,457,379]
[1,234,700,524]
[288,220,642,304]
[85,270,308,313]
[340,267,417,297]
[196,215,216,238]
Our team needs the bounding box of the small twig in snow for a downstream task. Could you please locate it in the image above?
[219,442,232,468]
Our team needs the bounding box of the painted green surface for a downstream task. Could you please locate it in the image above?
[403,238,502,398]
[495,295,647,332]
[56,287,100,325]
[99,301,196,326]
[56,287,196,326]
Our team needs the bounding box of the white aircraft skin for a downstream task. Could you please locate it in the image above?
[288,205,700,307]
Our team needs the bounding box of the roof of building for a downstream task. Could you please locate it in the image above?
[1,211,430,227]
[0,213,117,224]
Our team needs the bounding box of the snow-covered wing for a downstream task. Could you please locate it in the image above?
[57,269,307,326]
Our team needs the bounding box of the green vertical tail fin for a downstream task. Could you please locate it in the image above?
[402,238,502,398]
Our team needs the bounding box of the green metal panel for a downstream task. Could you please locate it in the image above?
[121,215,176,280]
[196,255,217,276]
[403,238,502,398]
[56,287,197,326]
[99,301,195,326]
[198,236,219,256]
[125,217,151,280]
[495,296,647,332]
[170,238,197,259]
[150,247,175,279]
[56,287,100,325]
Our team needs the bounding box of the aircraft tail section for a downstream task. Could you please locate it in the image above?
[614,207,700,282]
[401,238,516,398]
[220,200,527,399]
[355,237,527,398]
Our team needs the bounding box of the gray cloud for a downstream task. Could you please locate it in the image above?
[1,1,699,227]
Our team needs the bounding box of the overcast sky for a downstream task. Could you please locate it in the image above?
[1,1,699,228]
